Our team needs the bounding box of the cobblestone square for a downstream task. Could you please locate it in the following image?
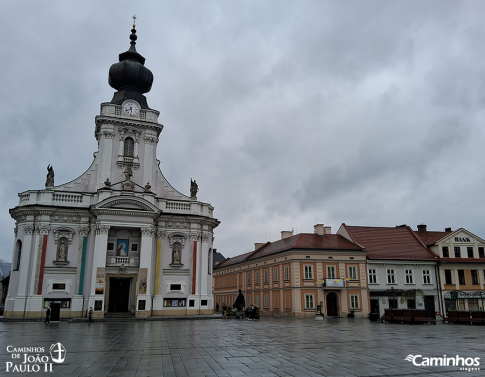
[0,317,483,376]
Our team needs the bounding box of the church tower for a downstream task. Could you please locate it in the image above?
[6,21,219,319]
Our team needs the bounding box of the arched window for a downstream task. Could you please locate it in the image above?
[15,240,22,270]
[124,137,134,157]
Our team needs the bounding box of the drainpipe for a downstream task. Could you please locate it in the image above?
[435,260,444,317]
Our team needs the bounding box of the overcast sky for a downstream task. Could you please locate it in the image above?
[1,0,484,262]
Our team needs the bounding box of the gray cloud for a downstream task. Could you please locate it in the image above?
[1,0,484,262]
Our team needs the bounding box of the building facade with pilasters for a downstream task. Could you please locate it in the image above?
[214,225,369,318]
[5,25,219,319]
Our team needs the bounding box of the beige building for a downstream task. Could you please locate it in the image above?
[214,225,369,318]
[414,225,485,314]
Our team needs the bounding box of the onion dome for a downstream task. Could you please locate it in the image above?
[109,18,153,109]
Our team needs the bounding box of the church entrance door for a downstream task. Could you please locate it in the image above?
[326,292,338,316]
[108,277,131,312]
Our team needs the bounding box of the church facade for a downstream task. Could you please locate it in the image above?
[5,24,219,319]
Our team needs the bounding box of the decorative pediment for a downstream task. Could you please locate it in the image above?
[93,196,160,215]
[53,227,75,244]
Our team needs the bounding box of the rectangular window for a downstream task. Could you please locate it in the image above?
[227,277,230,287]
[467,247,474,258]
[247,272,251,285]
[327,266,336,279]
[405,269,414,284]
[442,246,449,257]
[131,244,138,252]
[305,294,314,309]
[107,243,114,251]
[170,284,182,291]
[264,270,268,283]
[163,299,186,307]
[407,299,416,309]
[348,266,357,280]
[284,266,289,281]
[387,269,396,284]
[454,247,461,258]
[256,295,260,307]
[444,270,453,284]
[274,268,278,282]
[304,265,313,280]
[248,296,251,305]
[256,271,260,284]
[52,283,66,290]
[350,295,359,309]
[264,294,269,308]
[368,269,378,284]
[458,270,465,285]
[479,247,485,258]
[471,270,479,285]
[422,269,431,284]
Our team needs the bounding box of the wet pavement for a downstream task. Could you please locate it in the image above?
[0,316,482,376]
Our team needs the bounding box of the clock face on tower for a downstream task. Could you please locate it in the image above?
[123,101,139,116]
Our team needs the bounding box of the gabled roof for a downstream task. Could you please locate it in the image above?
[342,224,437,261]
[215,233,363,269]
[414,227,485,246]
[414,230,454,246]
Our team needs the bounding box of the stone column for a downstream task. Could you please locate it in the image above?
[72,226,89,317]
[95,126,115,190]
[25,224,49,317]
[117,130,125,163]
[133,132,140,165]
[13,225,35,315]
[143,133,157,189]
[152,230,165,315]
[88,224,109,317]
[137,226,154,317]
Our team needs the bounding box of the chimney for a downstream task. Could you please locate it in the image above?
[324,226,331,235]
[314,224,324,235]
[417,224,427,233]
[254,243,265,250]
[281,230,293,239]
[445,227,452,232]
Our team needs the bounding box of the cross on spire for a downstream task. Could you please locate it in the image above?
[133,15,136,27]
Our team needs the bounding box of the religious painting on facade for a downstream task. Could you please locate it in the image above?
[95,268,105,294]
[116,239,129,256]
[138,268,147,294]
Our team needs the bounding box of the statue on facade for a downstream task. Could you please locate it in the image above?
[45,165,54,187]
[173,244,181,264]
[123,165,133,181]
[190,179,199,197]
[122,165,135,190]
[58,240,67,261]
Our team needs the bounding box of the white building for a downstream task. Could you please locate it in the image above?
[338,224,439,318]
[5,24,219,319]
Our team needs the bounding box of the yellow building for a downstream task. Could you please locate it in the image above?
[214,225,369,318]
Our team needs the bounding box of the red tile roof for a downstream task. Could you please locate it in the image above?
[214,233,363,269]
[414,230,454,246]
[342,224,437,261]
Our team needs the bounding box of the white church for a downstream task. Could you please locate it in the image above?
[5,22,219,319]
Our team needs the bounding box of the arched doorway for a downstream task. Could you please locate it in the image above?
[326,292,339,316]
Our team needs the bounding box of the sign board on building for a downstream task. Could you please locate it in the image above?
[326,279,345,287]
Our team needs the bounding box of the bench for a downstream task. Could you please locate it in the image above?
[412,309,436,325]
[470,311,484,325]
[458,310,472,324]
[381,309,393,323]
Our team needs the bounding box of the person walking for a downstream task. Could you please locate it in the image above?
[88,307,93,322]
[45,305,51,324]
[222,303,227,319]
[216,303,219,313]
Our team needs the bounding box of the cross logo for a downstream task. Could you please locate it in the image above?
[50,342,66,363]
